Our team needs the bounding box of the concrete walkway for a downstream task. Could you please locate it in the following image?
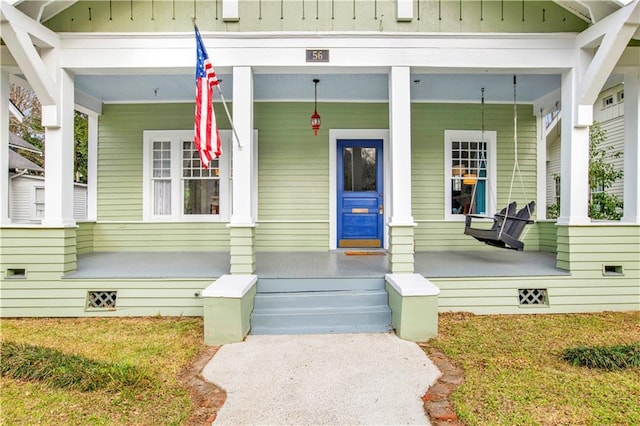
[202,333,441,425]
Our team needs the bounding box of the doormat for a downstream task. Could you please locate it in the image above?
[344,251,386,256]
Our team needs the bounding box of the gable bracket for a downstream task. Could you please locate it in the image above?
[1,1,60,120]
[576,0,640,118]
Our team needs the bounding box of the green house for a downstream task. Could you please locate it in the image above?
[1,0,639,344]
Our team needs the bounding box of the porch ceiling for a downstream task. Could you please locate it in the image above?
[74,72,563,104]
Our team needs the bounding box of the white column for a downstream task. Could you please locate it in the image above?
[86,113,98,221]
[536,113,547,221]
[42,68,75,227]
[0,69,10,225]
[622,69,640,223]
[388,66,414,226]
[557,68,591,225]
[230,66,254,225]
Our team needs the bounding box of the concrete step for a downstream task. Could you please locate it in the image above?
[253,289,388,310]
[256,277,386,293]
[251,304,392,334]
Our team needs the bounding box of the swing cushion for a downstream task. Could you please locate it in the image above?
[464,201,535,251]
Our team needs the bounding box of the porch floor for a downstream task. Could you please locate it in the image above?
[67,249,567,279]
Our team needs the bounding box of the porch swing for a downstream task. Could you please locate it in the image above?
[463,76,535,251]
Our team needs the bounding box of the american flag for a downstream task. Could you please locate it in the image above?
[194,26,222,168]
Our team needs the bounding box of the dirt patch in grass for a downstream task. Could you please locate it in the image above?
[179,345,227,425]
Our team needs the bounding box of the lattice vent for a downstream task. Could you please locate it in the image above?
[87,291,117,309]
[518,289,548,306]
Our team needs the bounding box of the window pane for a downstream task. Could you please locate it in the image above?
[153,180,171,215]
[451,139,488,214]
[184,179,219,215]
[343,147,377,192]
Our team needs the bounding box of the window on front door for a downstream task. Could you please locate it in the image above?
[143,130,231,221]
[444,130,497,220]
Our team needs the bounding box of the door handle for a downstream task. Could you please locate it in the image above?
[379,205,384,215]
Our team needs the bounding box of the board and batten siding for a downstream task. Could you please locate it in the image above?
[44,0,587,34]
[412,103,539,250]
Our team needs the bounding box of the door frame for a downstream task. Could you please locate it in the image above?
[329,129,390,250]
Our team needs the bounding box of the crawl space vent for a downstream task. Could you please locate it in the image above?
[518,288,548,306]
[87,291,117,309]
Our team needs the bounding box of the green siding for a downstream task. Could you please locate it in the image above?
[1,228,77,279]
[97,103,231,221]
[92,222,230,251]
[0,278,211,317]
[537,220,557,253]
[434,224,640,314]
[45,1,587,33]
[99,102,539,251]
[76,221,95,254]
[412,103,538,251]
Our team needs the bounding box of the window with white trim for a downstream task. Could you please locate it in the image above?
[445,130,497,220]
[143,130,231,221]
[34,186,45,219]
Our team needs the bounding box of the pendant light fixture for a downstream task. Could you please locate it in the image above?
[311,78,321,136]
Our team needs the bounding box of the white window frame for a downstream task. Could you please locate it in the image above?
[33,185,45,220]
[142,130,232,221]
[444,130,497,221]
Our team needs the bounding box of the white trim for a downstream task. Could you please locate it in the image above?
[386,273,440,297]
[142,130,231,222]
[536,113,548,221]
[444,130,497,221]
[329,129,390,250]
[202,274,257,298]
[86,113,98,221]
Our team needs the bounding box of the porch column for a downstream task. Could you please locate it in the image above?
[42,68,75,227]
[622,69,640,223]
[1,69,9,225]
[87,113,99,221]
[229,66,256,274]
[388,66,415,273]
[557,67,590,225]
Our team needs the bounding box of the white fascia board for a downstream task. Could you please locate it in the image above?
[58,33,578,72]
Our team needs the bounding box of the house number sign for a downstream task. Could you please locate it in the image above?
[306,49,329,62]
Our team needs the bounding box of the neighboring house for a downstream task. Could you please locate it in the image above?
[546,80,626,210]
[10,174,88,223]
[8,132,87,223]
[1,0,638,344]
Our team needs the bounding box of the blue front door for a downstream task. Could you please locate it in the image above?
[337,139,384,248]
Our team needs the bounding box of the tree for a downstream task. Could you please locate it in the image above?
[9,83,89,183]
[74,112,88,183]
[9,83,44,169]
[546,122,623,220]
[588,122,623,220]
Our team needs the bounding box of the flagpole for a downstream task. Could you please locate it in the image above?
[193,18,242,150]
[215,87,243,150]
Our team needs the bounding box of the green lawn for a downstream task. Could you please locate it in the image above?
[2,313,639,425]
[426,311,640,425]
[1,317,206,425]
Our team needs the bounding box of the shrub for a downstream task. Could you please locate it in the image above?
[561,343,640,370]
[0,341,152,391]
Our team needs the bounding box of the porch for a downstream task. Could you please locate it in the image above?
[66,249,566,280]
